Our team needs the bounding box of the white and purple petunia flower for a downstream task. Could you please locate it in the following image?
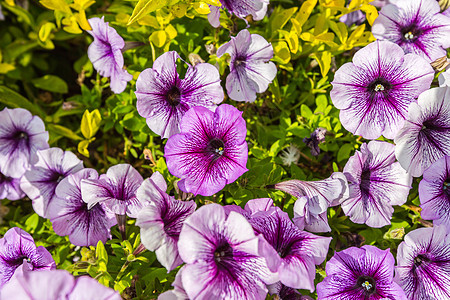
[394,86,450,177]
[0,227,55,287]
[244,199,332,291]
[0,269,122,299]
[165,104,248,196]
[81,163,143,218]
[158,266,188,300]
[0,108,49,178]
[135,51,224,139]
[0,173,24,200]
[87,17,132,94]
[20,148,84,218]
[217,29,277,102]
[177,203,277,299]
[268,281,313,300]
[47,168,117,247]
[342,141,412,228]
[419,156,450,229]
[317,245,407,300]
[273,172,349,232]
[395,225,450,300]
[208,0,269,28]
[330,40,434,139]
[372,0,450,62]
[136,171,196,271]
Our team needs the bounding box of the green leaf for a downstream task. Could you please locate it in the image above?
[47,124,83,140]
[80,109,102,139]
[0,86,45,118]
[127,0,167,25]
[337,143,354,162]
[32,75,68,94]
[300,104,313,119]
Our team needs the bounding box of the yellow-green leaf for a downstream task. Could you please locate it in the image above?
[81,109,102,139]
[311,51,331,77]
[127,0,167,26]
[360,4,378,26]
[150,30,167,48]
[0,63,15,74]
[329,21,348,43]
[273,41,291,65]
[40,0,71,14]
[295,0,317,28]
[77,139,91,157]
[39,22,56,42]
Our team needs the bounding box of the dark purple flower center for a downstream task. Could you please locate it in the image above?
[234,56,246,68]
[166,86,181,107]
[401,25,422,42]
[367,78,392,94]
[0,173,12,183]
[443,178,450,196]
[14,131,29,141]
[356,276,376,295]
[414,254,430,268]
[214,242,233,266]
[208,139,225,157]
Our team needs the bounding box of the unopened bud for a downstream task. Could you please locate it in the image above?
[188,53,205,66]
[431,56,450,72]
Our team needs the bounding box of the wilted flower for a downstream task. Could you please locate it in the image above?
[0,269,121,299]
[0,172,24,200]
[372,0,450,62]
[317,245,407,300]
[279,145,300,166]
[87,17,132,94]
[331,40,434,139]
[0,227,55,287]
[47,168,116,247]
[395,225,450,300]
[303,127,327,156]
[0,107,49,178]
[419,155,450,229]
[274,173,348,232]
[135,51,223,139]
[81,164,143,218]
[177,203,277,299]
[246,199,332,291]
[217,29,277,102]
[208,0,269,28]
[136,172,196,271]
[20,148,84,218]
[165,104,248,196]
[395,86,450,177]
[342,141,412,227]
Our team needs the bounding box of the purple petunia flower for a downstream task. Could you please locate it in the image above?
[208,0,269,28]
[395,225,450,300]
[217,29,277,102]
[330,40,434,139]
[0,269,122,299]
[158,266,188,300]
[342,141,412,227]
[165,104,248,196]
[20,148,84,218]
[245,199,331,291]
[136,171,196,271]
[135,51,224,139]
[87,17,132,94]
[317,245,407,300]
[274,173,348,232]
[177,203,277,299]
[394,86,450,177]
[0,108,49,178]
[0,173,24,200]
[268,281,313,300]
[419,156,450,229]
[81,163,143,218]
[0,227,55,287]
[47,168,116,247]
[372,0,450,62]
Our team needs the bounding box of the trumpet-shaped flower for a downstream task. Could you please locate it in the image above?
[136,172,196,271]
[217,29,277,102]
[47,168,116,247]
[372,0,450,62]
[394,86,450,177]
[0,108,48,178]
[165,104,248,196]
[395,225,450,300]
[87,17,132,94]
[0,269,122,299]
[342,141,412,227]
[81,164,143,217]
[0,227,55,287]
[208,0,269,28]
[317,245,407,300]
[20,148,83,218]
[177,204,277,299]
[419,156,450,228]
[274,173,348,232]
[0,172,24,200]
[330,40,434,139]
[135,51,223,139]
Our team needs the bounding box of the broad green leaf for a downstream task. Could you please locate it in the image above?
[80,109,102,139]
[127,0,167,26]
[3,3,35,27]
[295,0,317,28]
[337,143,354,162]
[0,86,45,118]
[311,51,331,77]
[32,75,68,93]
[0,63,15,74]
[47,124,83,140]
[269,7,297,32]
